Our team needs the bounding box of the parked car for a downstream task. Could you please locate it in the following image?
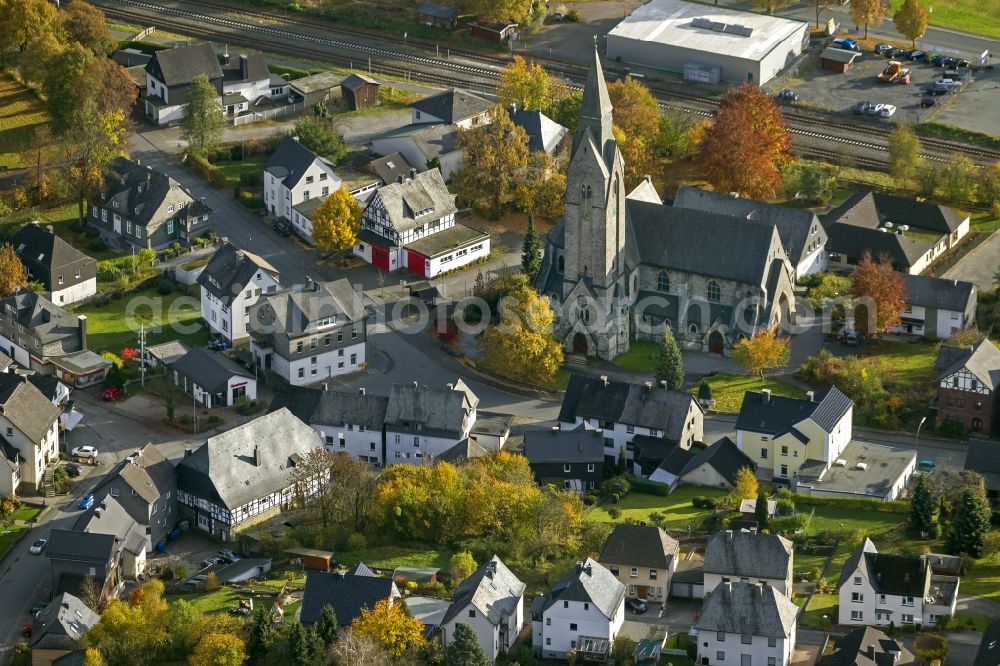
[853,100,873,114]
[886,47,905,59]
[777,88,799,102]
[218,549,241,563]
[920,96,937,107]
[30,602,46,617]
[102,386,124,401]
[866,103,885,115]
[954,58,971,68]
[78,493,95,510]
[71,445,98,459]
[879,104,897,117]
[918,459,937,472]
[64,463,81,478]
[28,539,47,555]
[934,78,961,88]
[202,556,222,568]
[939,57,957,68]
[904,49,926,61]
[626,598,648,614]
[833,38,861,52]
[873,43,891,54]
[272,219,292,237]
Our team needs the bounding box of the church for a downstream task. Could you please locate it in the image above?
[533,48,798,361]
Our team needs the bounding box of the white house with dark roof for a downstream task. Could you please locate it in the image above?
[507,106,570,155]
[411,88,493,128]
[695,581,799,666]
[219,51,287,117]
[889,274,977,339]
[647,436,757,490]
[558,373,704,464]
[370,123,464,179]
[384,379,478,463]
[176,409,322,541]
[598,523,679,605]
[440,555,525,662]
[0,373,61,496]
[355,167,489,277]
[198,241,281,343]
[531,558,626,661]
[704,530,794,596]
[300,567,400,627]
[12,222,97,306]
[171,347,257,407]
[264,136,342,226]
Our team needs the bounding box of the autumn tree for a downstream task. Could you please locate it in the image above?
[311,188,361,255]
[449,551,477,584]
[444,623,490,666]
[188,632,247,666]
[888,123,922,188]
[732,328,790,380]
[940,155,978,203]
[893,0,928,47]
[498,55,550,111]
[521,213,541,283]
[980,161,1000,213]
[946,485,992,557]
[329,631,391,666]
[0,0,61,62]
[181,74,224,151]
[80,573,102,612]
[513,151,565,222]
[545,91,582,133]
[849,0,886,38]
[0,244,28,297]
[813,0,836,27]
[83,648,107,666]
[463,0,531,24]
[44,43,95,133]
[733,466,758,500]
[63,0,116,55]
[699,83,792,199]
[608,77,660,190]
[655,328,684,390]
[294,116,347,163]
[351,598,426,659]
[86,580,169,666]
[851,252,906,336]
[453,104,530,217]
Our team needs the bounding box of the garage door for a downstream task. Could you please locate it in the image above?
[406,249,427,277]
[372,245,390,272]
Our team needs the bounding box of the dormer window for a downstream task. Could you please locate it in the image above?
[137,185,143,194]
[111,200,119,209]
[316,316,336,327]
[167,205,173,213]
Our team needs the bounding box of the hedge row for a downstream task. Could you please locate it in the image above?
[630,478,670,496]
[792,494,909,514]
[186,152,226,189]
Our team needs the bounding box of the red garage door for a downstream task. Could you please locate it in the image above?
[406,249,427,277]
[372,245,390,272]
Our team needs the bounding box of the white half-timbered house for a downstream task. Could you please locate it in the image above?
[176,409,322,541]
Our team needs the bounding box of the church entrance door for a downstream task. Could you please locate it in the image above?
[708,331,724,354]
[572,333,588,355]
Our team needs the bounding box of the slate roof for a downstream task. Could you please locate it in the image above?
[703,530,793,580]
[368,152,414,185]
[828,191,967,234]
[370,168,457,235]
[441,555,526,626]
[146,43,222,87]
[268,386,389,431]
[384,380,477,438]
[736,386,852,437]
[974,620,1000,666]
[965,440,1000,492]
[198,241,279,307]
[91,443,175,506]
[935,338,1000,389]
[300,570,398,626]
[672,186,826,267]
[171,348,254,395]
[820,47,862,64]
[26,374,64,403]
[599,524,679,570]
[45,529,115,564]
[680,436,756,485]
[176,409,321,510]
[74,495,141,551]
[347,562,376,577]
[30,592,100,651]
[822,217,931,270]
[265,136,336,190]
[0,289,82,346]
[418,2,460,20]
[371,122,459,162]
[820,626,916,666]
[0,373,61,443]
[12,222,95,286]
[902,273,976,312]
[523,427,605,464]
[507,107,569,154]
[145,340,190,366]
[559,374,701,442]
[99,157,210,229]
[837,538,928,596]
[221,52,269,83]
[252,279,365,337]
[411,88,492,124]
[435,438,490,462]
[537,558,625,620]
[695,582,798,639]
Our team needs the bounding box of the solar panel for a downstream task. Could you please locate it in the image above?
[707,21,727,31]
[691,17,712,29]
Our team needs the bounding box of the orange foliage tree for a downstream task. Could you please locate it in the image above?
[732,327,791,380]
[851,252,907,336]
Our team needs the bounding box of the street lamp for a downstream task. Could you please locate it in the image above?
[916,415,928,448]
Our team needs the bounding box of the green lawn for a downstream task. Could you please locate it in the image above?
[1,203,120,261]
[799,593,839,628]
[0,73,48,171]
[333,544,453,571]
[694,373,808,413]
[214,155,268,188]
[586,487,730,529]
[166,588,238,614]
[886,0,1000,39]
[72,286,210,354]
[858,340,939,388]
[0,524,28,559]
[957,550,1000,602]
[611,341,658,373]
[805,505,905,537]
[13,504,43,523]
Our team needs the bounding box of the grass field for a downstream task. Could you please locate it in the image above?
[73,285,210,353]
[694,373,808,412]
[586,486,730,529]
[858,340,940,387]
[213,155,268,188]
[0,73,48,171]
[0,524,28,559]
[333,544,453,571]
[611,340,658,373]
[886,0,1000,39]
[799,593,838,628]
[13,504,43,523]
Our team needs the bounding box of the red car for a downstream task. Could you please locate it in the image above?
[102,386,124,401]
[22,623,31,637]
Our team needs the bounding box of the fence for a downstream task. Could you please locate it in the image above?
[233,102,304,126]
[132,26,156,40]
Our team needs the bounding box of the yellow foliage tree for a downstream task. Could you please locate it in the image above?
[188,632,248,666]
[497,55,550,111]
[86,580,169,665]
[849,0,886,38]
[478,279,563,386]
[83,648,107,666]
[312,187,362,255]
[731,327,791,380]
[453,105,529,217]
[351,598,426,658]
[608,78,660,190]
[733,466,759,500]
[0,243,28,297]
[893,0,928,47]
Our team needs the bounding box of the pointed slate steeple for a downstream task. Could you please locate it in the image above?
[577,40,614,153]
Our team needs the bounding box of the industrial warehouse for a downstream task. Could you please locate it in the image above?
[606,0,809,86]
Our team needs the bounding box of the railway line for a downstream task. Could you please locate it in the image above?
[99,0,1000,168]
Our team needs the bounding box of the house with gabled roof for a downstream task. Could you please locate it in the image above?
[704,530,794,596]
[12,223,96,306]
[598,524,678,606]
[889,274,976,339]
[819,626,916,666]
[198,241,281,343]
[0,372,61,495]
[0,289,89,374]
[300,566,400,627]
[935,338,1000,434]
[523,426,604,492]
[384,379,478,463]
[441,556,525,662]
[176,409,322,541]
[507,105,570,155]
[531,558,626,661]
[30,592,100,666]
[264,136,342,233]
[695,582,799,666]
[411,88,492,128]
[647,435,757,490]
[171,347,256,407]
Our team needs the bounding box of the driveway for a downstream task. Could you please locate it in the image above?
[943,230,1000,290]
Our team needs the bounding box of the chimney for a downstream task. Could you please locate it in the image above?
[412,381,418,388]
[358,387,366,395]
[447,383,454,390]
[253,445,261,467]
[322,382,329,391]
[644,174,651,183]
[599,375,608,387]
[409,167,417,180]
[397,174,404,184]
[239,54,249,80]
[761,389,771,404]
[46,225,54,234]
[304,276,313,291]
[184,447,192,457]
[806,390,815,402]
[78,315,88,350]
[867,645,875,660]
[336,570,346,579]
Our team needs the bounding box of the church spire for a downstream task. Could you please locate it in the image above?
[577,39,614,151]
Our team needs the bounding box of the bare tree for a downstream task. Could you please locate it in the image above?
[328,630,391,666]
[80,574,102,611]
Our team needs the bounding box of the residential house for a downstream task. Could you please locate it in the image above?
[975,620,1000,666]
[417,3,459,29]
[171,347,256,407]
[824,192,970,275]
[144,43,223,125]
[440,556,526,662]
[531,558,626,661]
[26,374,71,409]
[198,241,281,343]
[300,567,400,626]
[890,274,977,338]
[176,409,322,541]
[435,438,490,463]
[837,538,960,627]
[671,185,828,279]
[467,412,514,453]
[507,106,570,156]
[934,338,1000,434]
[819,626,916,666]
[264,136,342,229]
[29,593,100,666]
[647,436,757,490]
[248,279,368,386]
[965,440,1000,508]
[411,88,493,128]
[354,167,490,276]
[88,444,177,552]
[558,373,704,464]
[219,51,288,117]
[703,530,794,596]
[73,494,147,580]
[598,523,679,605]
[0,290,87,373]
[91,157,213,249]
[46,351,112,389]
[289,167,381,244]
[792,439,916,502]
[735,387,853,482]
[695,582,798,666]
[341,74,379,111]
[12,223,97,306]
[522,427,604,492]
[0,373,60,496]
[383,379,478,463]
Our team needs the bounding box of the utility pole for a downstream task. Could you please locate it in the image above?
[193,390,198,435]
[139,323,146,388]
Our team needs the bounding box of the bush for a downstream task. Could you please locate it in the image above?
[630,478,670,496]
[157,278,173,295]
[565,8,580,20]
[174,564,187,580]
[160,564,174,580]
[230,144,244,161]
[599,475,631,499]
[96,261,124,282]
[239,171,263,186]
[89,237,106,252]
[608,508,622,520]
[205,415,223,428]
[982,532,1000,557]
[791,494,908,514]
[346,532,367,550]
[692,496,707,508]
[698,379,712,401]
[776,498,795,516]
[187,151,227,188]
[772,514,809,533]
[203,572,220,592]
[582,494,597,506]
[235,396,264,416]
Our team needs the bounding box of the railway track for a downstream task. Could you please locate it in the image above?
[102,0,999,167]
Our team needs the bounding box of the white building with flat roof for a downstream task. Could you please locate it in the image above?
[606,0,809,85]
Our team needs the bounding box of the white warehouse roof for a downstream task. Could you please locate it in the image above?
[607,0,807,62]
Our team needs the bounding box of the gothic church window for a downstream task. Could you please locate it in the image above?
[657,272,670,292]
[707,281,721,302]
